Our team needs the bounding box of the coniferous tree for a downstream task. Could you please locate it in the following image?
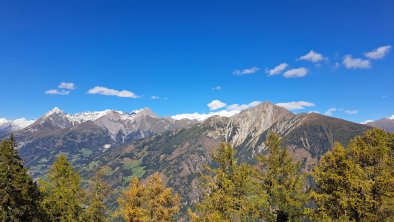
[85,168,109,222]
[39,153,85,222]
[255,133,308,222]
[144,173,180,221]
[0,137,46,221]
[189,143,261,221]
[116,173,180,222]
[309,129,394,221]
[116,177,149,222]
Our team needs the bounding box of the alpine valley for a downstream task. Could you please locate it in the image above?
[1,102,374,213]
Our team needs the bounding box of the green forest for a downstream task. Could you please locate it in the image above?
[1,129,393,222]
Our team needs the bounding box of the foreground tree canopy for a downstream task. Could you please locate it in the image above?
[189,134,308,222]
[308,129,394,221]
[39,153,86,222]
[188,143,259,221]
[255,133,308,222]
[1,129,393,221]
[116,172,180,222]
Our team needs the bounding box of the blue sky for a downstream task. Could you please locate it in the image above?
[0,0,393,123]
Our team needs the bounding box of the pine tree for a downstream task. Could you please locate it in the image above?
[85,168,109,222]
[255,132,307,222]
[309,129,394,221]
[39,153,85,222]
[0,137,46,221]
[116,173,180,222]
[189,143,260,221]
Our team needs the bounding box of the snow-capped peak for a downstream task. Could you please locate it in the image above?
[44,107,65,117]
[389,115,394,120]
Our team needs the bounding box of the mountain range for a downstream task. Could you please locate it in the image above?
[365,115,394,133]
[0,102,376,215]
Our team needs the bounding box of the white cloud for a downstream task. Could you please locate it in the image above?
[212,86,222,90]
[276,101,315,110]
[233,67,260,76]
[171,110,240,121]
[343,55,371,69]
[308,111,320,114]
[389,114,394,120]
[324,108,337,116]
[283,67,308,78]
[207,100,227,111]
[0,117,35,130]
[267,63,288,76]
[345,110,359,115]
[299,50,326,62]
[361,120,373,124]
[226,101,262,111]
[364,45,392,59]
[58,82,75,90]
[45,89,70,95]
[151,96,160,100]
[87,86,138,98]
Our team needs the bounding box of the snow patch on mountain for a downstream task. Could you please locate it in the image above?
[69,110,113,123]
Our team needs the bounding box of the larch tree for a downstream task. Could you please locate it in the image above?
[309,129,394,221]
[85,168,110,222]
[189,143,261,222]
[39,153,85,222]
[255,132,308,222]
[116,177,148,222]
[116,173,180,222]
[0,136,46,221]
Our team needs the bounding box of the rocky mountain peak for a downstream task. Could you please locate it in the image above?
[132,108,157,118]
[43,107,65,117]
[245,101,292,115]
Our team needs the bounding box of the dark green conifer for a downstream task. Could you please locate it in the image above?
[0,136,46,221]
